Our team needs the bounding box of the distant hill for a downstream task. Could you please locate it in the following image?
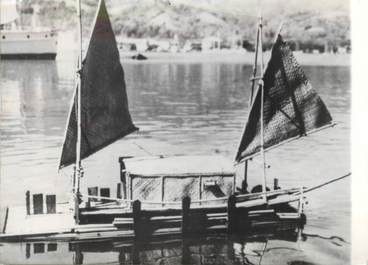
[24,0,350,48]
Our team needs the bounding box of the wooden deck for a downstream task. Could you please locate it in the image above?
[0,194,305,242]
[0,189,306,242]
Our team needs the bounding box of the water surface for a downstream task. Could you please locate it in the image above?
[0,57,350,264]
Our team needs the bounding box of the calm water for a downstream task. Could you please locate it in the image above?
[0,57,350,264]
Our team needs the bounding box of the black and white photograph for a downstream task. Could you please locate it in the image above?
[0,0,365,264]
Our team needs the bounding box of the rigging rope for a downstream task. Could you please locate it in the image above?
[132,141,154,156]
[78,173,351,206]
[303,172,351,194]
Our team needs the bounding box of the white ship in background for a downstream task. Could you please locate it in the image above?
[0,0,58,59]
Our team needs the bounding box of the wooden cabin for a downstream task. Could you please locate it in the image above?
[119,155,235,207]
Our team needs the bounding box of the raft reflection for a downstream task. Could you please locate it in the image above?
[0,228,305,265]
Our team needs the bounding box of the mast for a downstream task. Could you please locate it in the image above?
[242,23,261,193]
[74,0,83,225]
[258,15,267,201]
[249,26,260,106]
[235,16,333,167]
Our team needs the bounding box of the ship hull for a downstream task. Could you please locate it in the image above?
[0,30,57,60]
[0,53,56,59]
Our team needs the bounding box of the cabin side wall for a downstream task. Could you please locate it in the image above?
[129,174,235,205]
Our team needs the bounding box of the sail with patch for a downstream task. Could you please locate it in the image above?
[59,0,138,168]
[235,34,332,163]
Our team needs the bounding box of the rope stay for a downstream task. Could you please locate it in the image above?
[77,172,351,207]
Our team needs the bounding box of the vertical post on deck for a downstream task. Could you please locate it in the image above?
[298,187,304,215]
[199,176,202,205]
[2,207,9,233]
[273,178,279,190]
[182,196,191,236]
[117,183,122,199]
[132,200,142,239]
[119,158,127,199]
[130,177,133,202]
[161,176,165,207]
[241,164,248,194]
[26,190,30,215]
[227,195,237,233]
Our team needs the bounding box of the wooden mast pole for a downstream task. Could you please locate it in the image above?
[74,0,83,225]
[250,26,260,105]
[258,14,267,202]
[242,24,261,193]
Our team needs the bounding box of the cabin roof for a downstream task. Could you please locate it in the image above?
[122,155,235,177]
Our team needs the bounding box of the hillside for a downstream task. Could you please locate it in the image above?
[22,0,350,48]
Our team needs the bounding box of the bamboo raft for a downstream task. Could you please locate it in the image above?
[1,173,352,242]
[0,190,305,242]
[78,191,305,239]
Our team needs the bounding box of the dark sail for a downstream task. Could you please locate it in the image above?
[59,0,138,168]
[235,34,332,163]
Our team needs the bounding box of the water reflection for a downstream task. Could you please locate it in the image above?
[0,229,351,265]
[0,229,305,265]
[0,60,70,137]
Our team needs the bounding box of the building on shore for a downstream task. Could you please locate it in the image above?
[201,36,221,51]
[116,37,149,52]
[116,35,181,53]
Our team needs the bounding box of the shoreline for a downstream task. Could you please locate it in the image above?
[119,50,350,66]
[56,49,350,66]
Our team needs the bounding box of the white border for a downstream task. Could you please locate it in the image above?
[352,0,368,264]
